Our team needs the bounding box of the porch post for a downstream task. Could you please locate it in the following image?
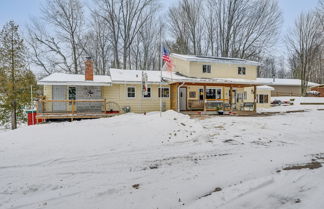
[229,85,233,111]
[203,85,207,112]
[253,85,257,112]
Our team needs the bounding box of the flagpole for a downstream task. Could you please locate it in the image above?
[159,26,163,117]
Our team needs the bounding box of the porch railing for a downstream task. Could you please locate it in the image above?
[188,100,204,110]
[36,99,108,114]
[205,99,230,111]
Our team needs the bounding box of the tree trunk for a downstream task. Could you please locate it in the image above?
[11,102,17,130]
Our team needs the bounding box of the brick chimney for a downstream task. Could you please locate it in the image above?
[85,56,94,81]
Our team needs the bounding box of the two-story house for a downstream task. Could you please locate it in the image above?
[36,54,272,121]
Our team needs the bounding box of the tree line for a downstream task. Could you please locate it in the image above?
[26,0,284,76]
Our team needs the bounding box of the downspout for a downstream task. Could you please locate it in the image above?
[177,82,185,112]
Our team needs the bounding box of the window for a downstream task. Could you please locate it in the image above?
[202,65,211,73]
[258,94,269,103]
[206,88,222,99]
[158,87,170,98]
[244,91,247,100]
[143,87,151,98]
[127,87,136,98]
[199,89,204,100]
[238,67,246,75]
[189,91,196,98]
[68,87,76,100]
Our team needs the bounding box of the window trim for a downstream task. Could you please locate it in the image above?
[202,64,211,73]
[258,94,269,104]
[238,67,246,75]
[127,86,136,98]
[158,87,170,98]
[206,87,222,100]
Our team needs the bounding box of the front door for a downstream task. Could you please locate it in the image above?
[52,85,67,112]
[179,87,187,111]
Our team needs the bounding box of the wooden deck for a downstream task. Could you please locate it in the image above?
[36,99,121,121]
[36,112,119,121]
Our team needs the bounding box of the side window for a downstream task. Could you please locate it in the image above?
[127,87,136,98]
[68,87,76,100]
[202,65,211,73]
[238,67,246,75]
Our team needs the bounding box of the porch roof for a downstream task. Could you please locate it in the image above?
[38,73,112,86]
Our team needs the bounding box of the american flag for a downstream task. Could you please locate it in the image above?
[162,47,174,72]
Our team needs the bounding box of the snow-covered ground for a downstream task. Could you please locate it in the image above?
[1,110,324,209]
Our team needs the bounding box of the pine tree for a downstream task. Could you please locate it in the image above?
[0,21,37,129]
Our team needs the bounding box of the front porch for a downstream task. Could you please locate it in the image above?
[170,82,258,114]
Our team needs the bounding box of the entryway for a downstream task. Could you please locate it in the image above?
[179,87,187,111]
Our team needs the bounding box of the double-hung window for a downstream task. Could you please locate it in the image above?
[158,87,170,98]
[127,87,136,98]
[202,65,211,73]
[206,88,222,99]
[68,87,76,100]
[258,94,269,103]
[238,67,246,75]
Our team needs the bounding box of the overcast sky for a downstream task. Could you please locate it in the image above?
[0,0,321,57]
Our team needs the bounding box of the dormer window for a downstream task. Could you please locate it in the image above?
[238,67,246,75]
[202,65,211,73]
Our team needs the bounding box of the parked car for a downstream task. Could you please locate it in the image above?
[271,100,282,106]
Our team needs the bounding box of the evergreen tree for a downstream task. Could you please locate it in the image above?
[0,21,37,129]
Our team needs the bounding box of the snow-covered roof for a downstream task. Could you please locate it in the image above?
[110,69,267,85]
[257,85,275,91]
[256,78,318,87]
[171,53,260,66]
[110,68,165,84]
[163,72,267,85]
[38,73,112,86]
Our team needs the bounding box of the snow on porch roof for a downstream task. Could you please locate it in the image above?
[256,78,319,87]
[171,53,260,66]
[37,73,112,86]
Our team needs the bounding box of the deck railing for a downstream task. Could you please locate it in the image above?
[35,99,121,120]
[37,99,108,114]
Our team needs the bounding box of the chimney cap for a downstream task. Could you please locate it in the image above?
[86,56,92,60]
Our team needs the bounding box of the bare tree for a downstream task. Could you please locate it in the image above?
[95,0,121,69]
[287,11,323,95]
[95,0,158,69]
[82,14,112,75]
[168,0,204,55]
[130,17,161,70]
[27,0,85,74]
[206,0,281,58]
[169,0,281,59]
